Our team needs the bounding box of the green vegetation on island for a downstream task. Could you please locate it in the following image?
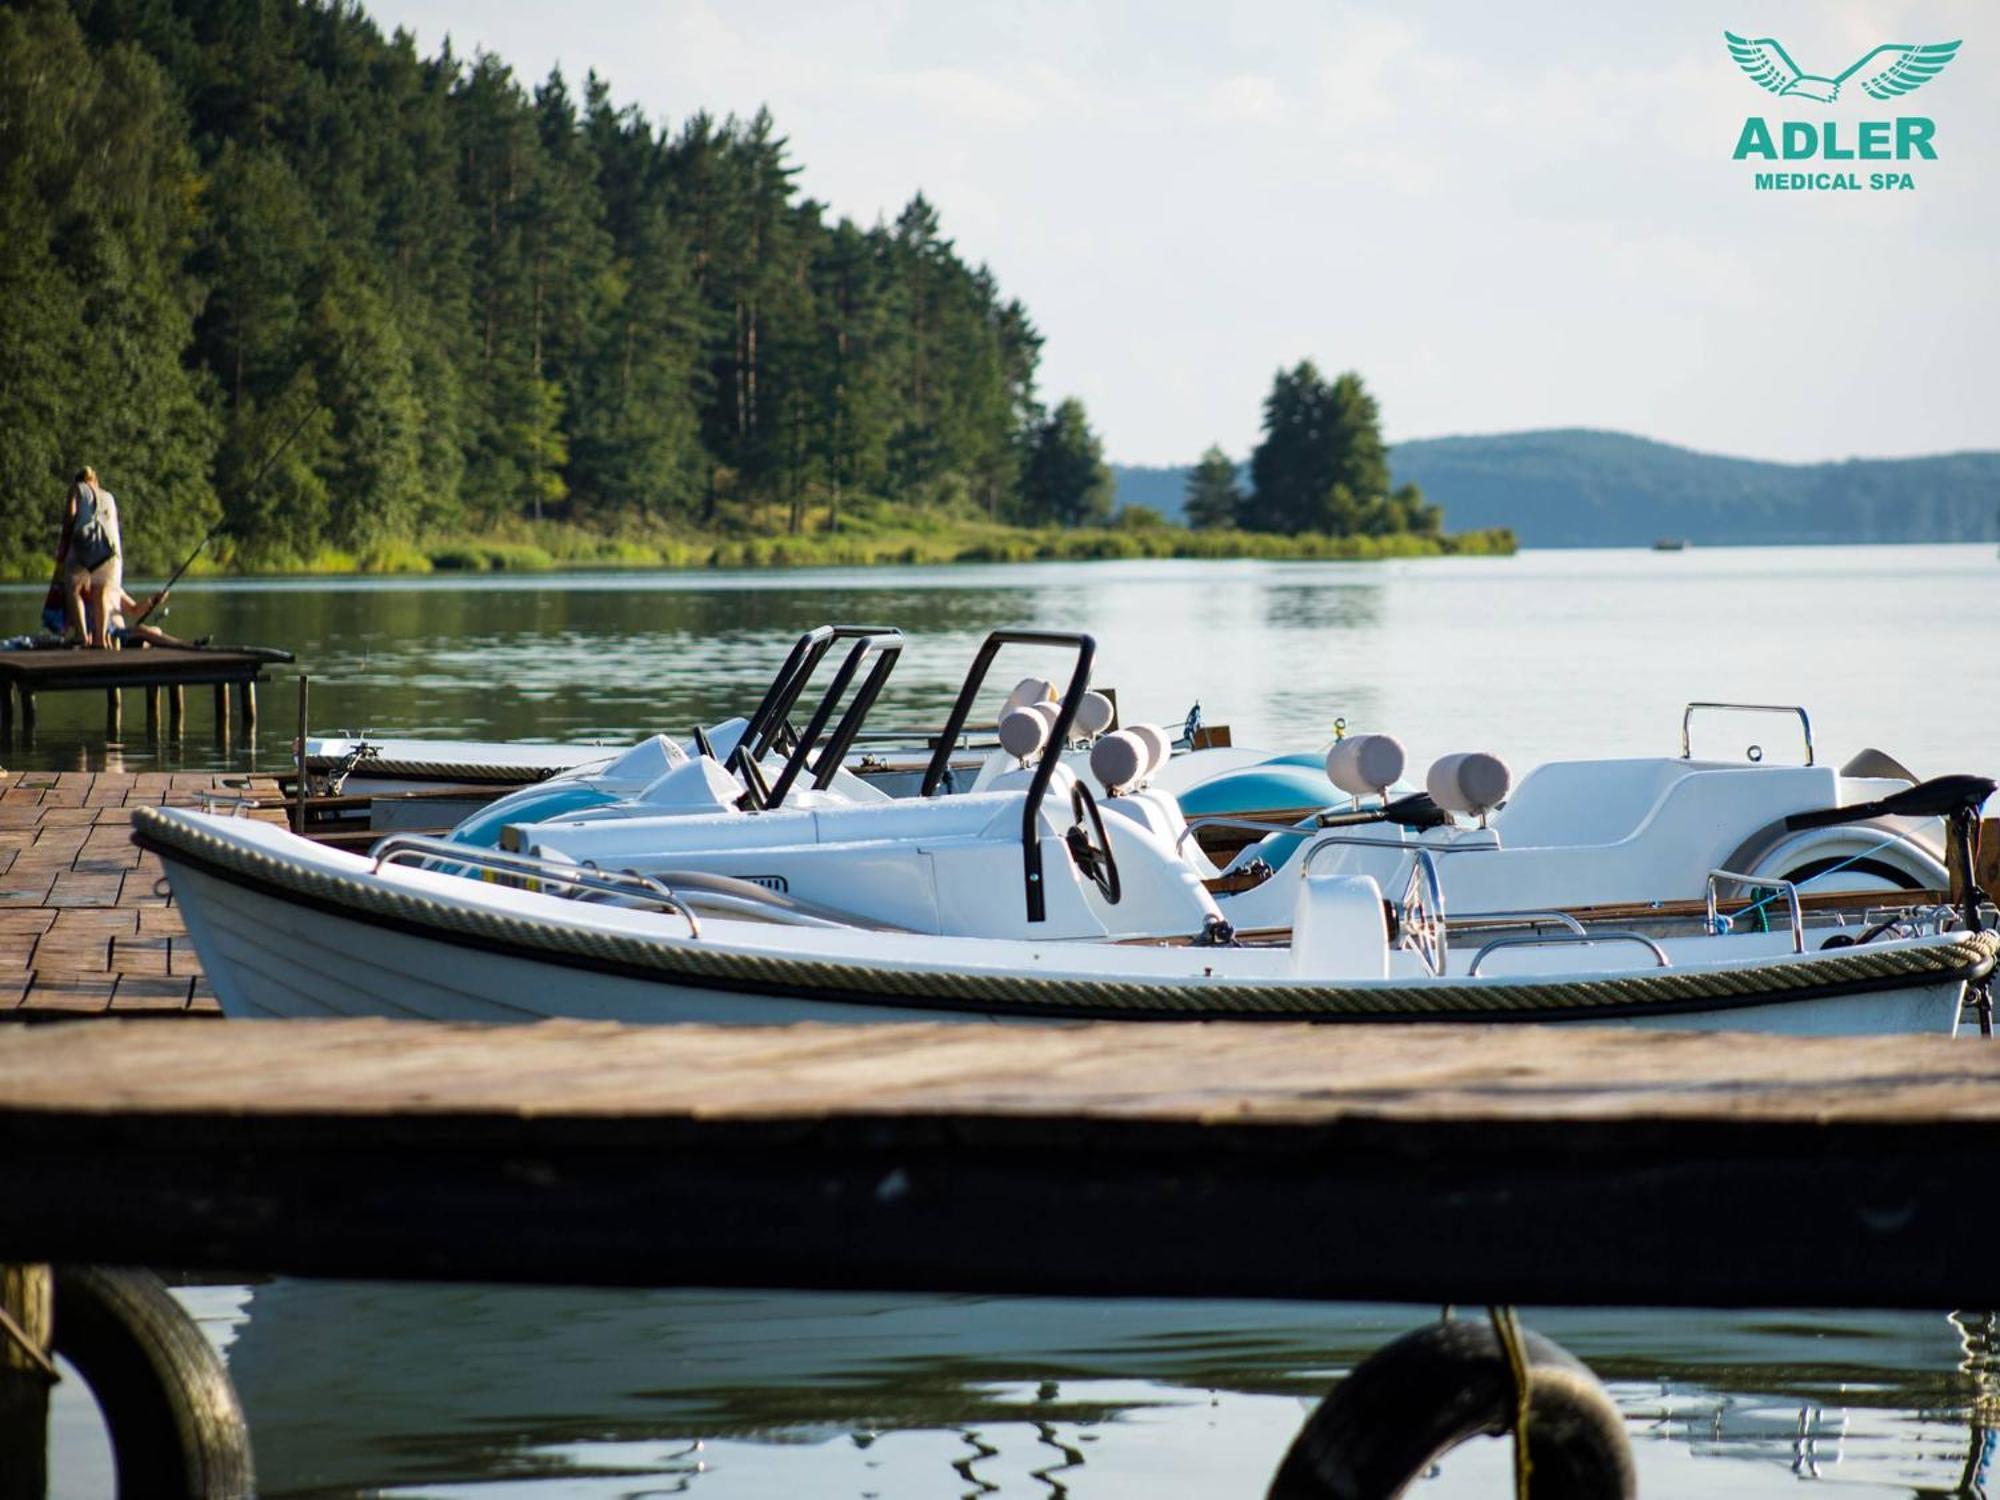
[0,0,1504,579]
[1117,430,2000,546]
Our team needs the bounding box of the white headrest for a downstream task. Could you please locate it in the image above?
[1127,723,1170,779]
[1090,729,1148,793]
[997,705,1052,760]
[1003,677,1055,715]
[1073,690,1116,738]
[1425,751,1512,817]
[1325,734,1406,797]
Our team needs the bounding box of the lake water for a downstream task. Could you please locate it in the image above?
[22,544,2000,1496]
[6,543,1997,775]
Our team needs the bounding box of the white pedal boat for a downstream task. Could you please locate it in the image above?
[135,805,1995,1035]
[490,684,1985,945]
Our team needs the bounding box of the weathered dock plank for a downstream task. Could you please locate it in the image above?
[0,770,281,1017]
[2,1018,1998,1308]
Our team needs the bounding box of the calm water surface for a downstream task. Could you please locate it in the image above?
[25,545,2000,1495]
[6,544,1997,774]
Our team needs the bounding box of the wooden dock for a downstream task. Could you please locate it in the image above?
[3,1017,2000,1309]
[0,646,290,740]
[0,770,284,1018]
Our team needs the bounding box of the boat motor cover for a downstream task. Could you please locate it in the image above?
[1327,734,1407,797]
[1427,752,1512,818]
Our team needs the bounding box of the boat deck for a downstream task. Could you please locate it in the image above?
[0,769,283,1017]
[2,1016,1999,1307]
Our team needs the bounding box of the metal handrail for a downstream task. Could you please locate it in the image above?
[1175,814,1321,857]
[1298,833,1494,875]
[1706,868,1805,953]
[1474,910,1590,937]
[919,629,1097,924]
[1467,930,1671,977]
[370,835,701,938]
[1681,702,1814,766]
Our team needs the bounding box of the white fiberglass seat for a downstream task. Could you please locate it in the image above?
[1257,757,1947,923]
[521,773,1221,942]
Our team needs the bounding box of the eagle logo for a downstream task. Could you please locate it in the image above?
[1724,33,1961,103]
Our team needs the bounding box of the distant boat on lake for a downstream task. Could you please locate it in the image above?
[1652,537,1688,552]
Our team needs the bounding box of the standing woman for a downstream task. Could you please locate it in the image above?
[59,466,122,648]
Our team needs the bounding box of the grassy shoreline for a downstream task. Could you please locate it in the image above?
[4,518,1515,580]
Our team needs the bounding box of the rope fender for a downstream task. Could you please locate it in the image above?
[132,806,1999,1022]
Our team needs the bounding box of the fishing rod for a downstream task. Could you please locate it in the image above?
[132,397,321,626]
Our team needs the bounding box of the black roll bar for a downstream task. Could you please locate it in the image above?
[729,625,897,811]
[764,631,905,808]
[919,629,1096,923]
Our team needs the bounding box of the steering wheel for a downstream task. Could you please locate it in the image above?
[1393,851,1447,977]
[1066,781,1122,905]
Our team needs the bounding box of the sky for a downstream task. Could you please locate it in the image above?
[380,0,1997,467]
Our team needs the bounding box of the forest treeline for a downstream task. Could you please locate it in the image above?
[0,0,1496,576]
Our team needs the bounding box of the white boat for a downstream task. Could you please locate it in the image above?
[136,805,1996,1034]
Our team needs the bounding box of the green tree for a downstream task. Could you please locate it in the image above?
[1183,444,1242,530]
[1020,398,1112,527]
[1244,363,1404,536]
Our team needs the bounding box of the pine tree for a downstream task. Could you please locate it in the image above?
[1183,445,1242,530]
[1020,398,1112,527]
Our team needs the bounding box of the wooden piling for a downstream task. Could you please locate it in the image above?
[168,684,184,738]
[20,692,34,734]
[293,674,309,834]
[105,688,121,737]
[239,679,256,733]
[213,683,230,744]
[0,1262,53,1499]
[145,686,162,740]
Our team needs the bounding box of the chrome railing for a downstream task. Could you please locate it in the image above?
[1681,702,1814,766]
[1467,930,1671,977]
[1706,868,1804,953]
[370,834,701,938]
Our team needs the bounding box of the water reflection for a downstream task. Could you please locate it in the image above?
[154,1280,2000,1499]
[5,546,1997,778]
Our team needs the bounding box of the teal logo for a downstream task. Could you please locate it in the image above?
[1724,32,1960,192]
[1724,34,1961,101]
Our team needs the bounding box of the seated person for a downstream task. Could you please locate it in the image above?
[106,587,207,650]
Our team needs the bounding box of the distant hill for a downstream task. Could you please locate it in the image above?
[1114,429,2000,546]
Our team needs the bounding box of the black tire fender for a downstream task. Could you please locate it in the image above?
[1267,1318,1634,1500]
[52,1266,254,1500]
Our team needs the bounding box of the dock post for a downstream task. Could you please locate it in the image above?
[168,683,185,738]
[106,687,122,737]
[0,1262,54,1499]
[20,691,34,736]
[214,682,231,744]
[293,674,309,835]
[146,685,162,740]
[240,678,257,733]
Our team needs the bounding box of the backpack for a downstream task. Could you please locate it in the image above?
[72,483,117,571]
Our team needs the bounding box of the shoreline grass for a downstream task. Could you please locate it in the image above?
[2,514,1516,581]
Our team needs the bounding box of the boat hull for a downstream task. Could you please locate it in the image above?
[163,856,1980,1037]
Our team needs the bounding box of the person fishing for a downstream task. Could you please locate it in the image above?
[57,465,122,648]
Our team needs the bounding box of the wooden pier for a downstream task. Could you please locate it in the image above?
[0,646,291,741]
[0,770,283,1018]
[3,1016,2000,1309]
